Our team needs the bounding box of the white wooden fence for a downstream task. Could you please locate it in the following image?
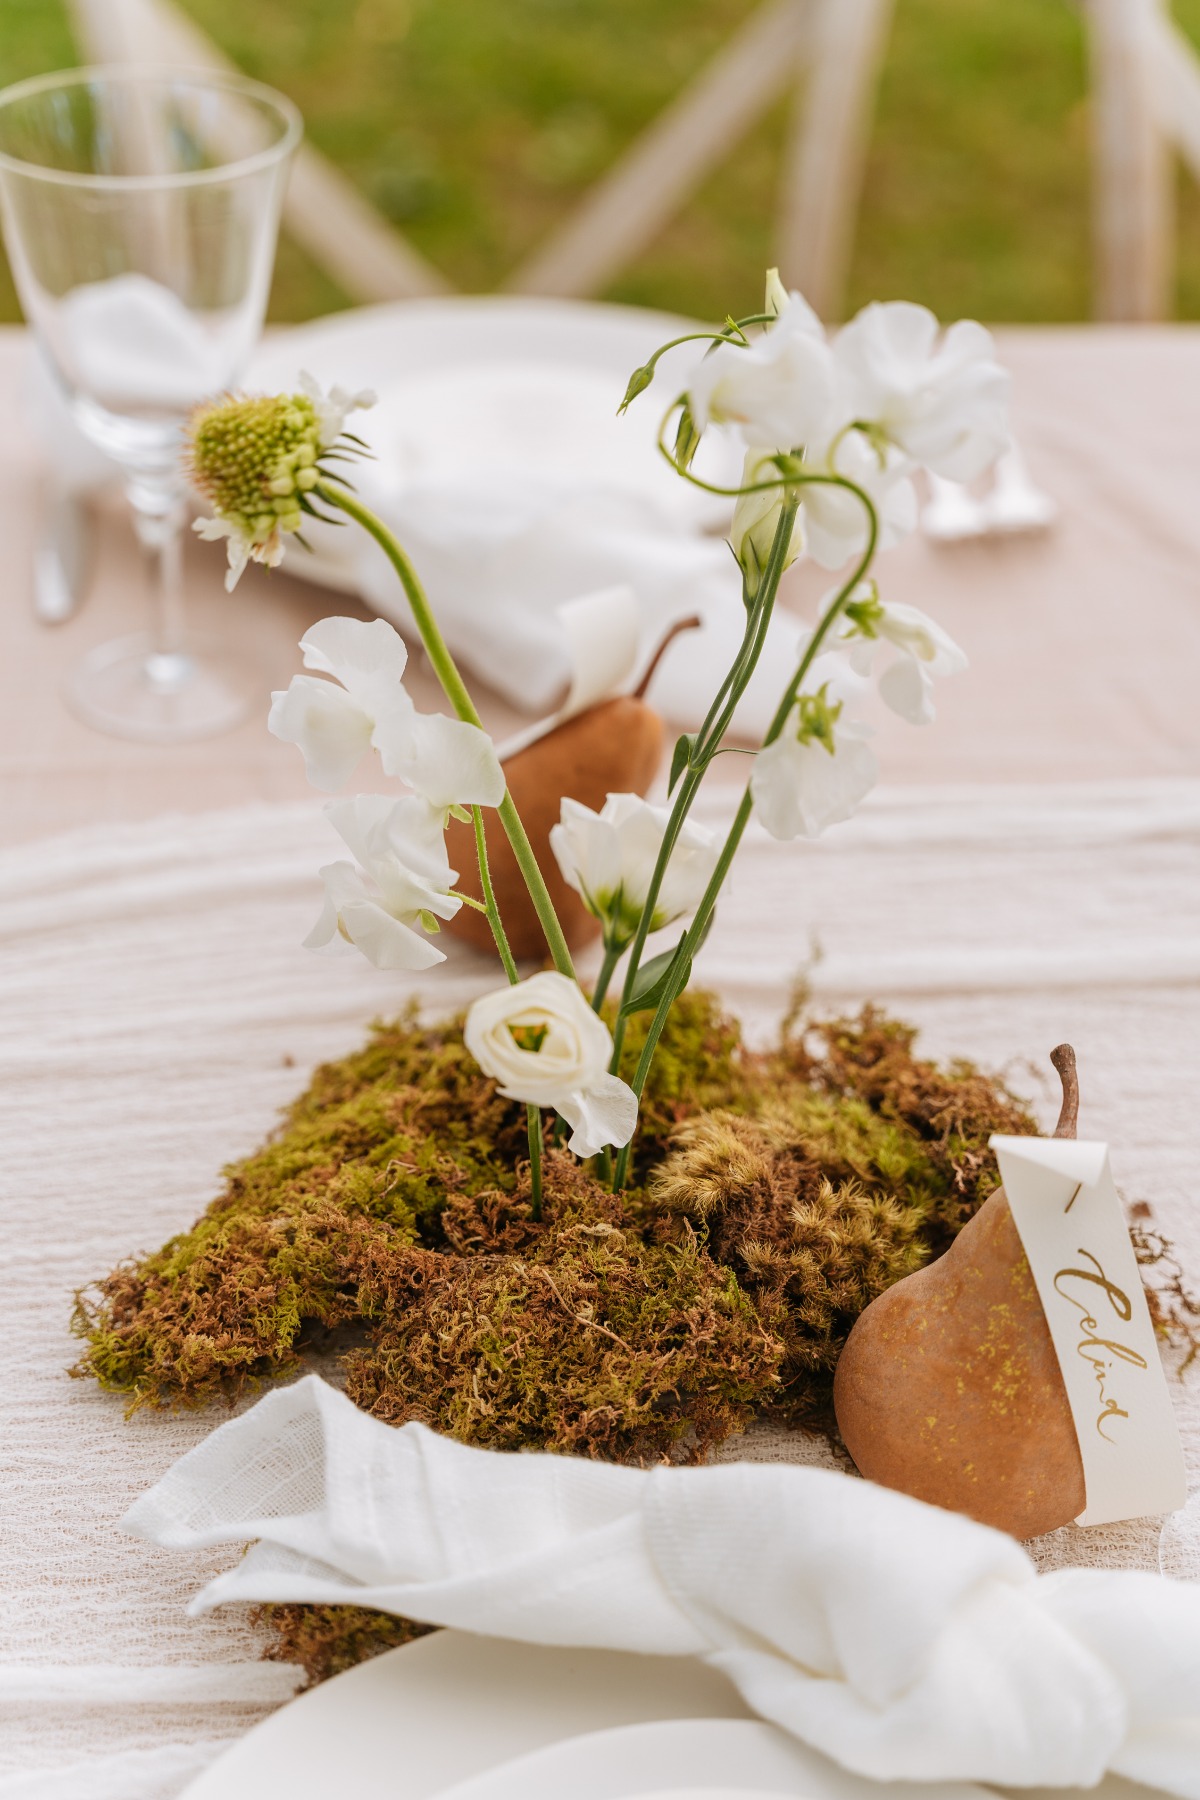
[68,0,1200,323]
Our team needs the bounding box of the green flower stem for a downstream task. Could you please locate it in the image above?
[526,1111,544,1221]
[610,482,879,1192]
[590,941,623,1013]
[473,805,543,1218]
[473,805,519,984]
[317,480,576,983]
[607,497,798,1079]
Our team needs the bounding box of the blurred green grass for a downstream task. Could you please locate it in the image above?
[4,0,1200,323]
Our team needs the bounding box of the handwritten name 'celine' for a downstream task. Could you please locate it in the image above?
[1053,1250,1148,1443]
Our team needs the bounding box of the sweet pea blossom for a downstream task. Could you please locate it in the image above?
[798,429,917,571]
[750,672,878,841]
[833,302,1009,482]
[189,375,374,590]
[549,793,719,952]
[305,793,461,971]
[686,295,836,451]
[464,971,638,1158]
[837,584,968,725]
[269,615,504,807]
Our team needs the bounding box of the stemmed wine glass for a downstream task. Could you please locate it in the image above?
[0,66,301,740]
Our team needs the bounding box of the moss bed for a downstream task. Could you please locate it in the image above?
[72,992,1195,1682]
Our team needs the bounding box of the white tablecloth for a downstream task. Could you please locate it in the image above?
[3,777,1199,1797]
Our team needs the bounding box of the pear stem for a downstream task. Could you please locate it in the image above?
[1050,1043,1079,1139]
[632,613,702,700]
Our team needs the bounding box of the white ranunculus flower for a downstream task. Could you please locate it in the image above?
[550,794,719,951]
[304,793,461,971]
[269,615,504,807]
[837,586,968,725]
[686,297,837,451]
[729,447,803,595]
[751,674,878,841]
[799,430,917,571]
[464,971,638,1158]
[833,302,1010,483]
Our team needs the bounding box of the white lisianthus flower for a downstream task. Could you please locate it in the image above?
[464,971,638,1158]
[833,302,1010,482]
[729,447,803,596]
[305,793,461,971]
[837,584,968,725]
[799,430,917,571]
[188,376,375,590]
[686,296,836,451]
[751,674,878,841]
[549,793,719,952]
[269,615,504,807]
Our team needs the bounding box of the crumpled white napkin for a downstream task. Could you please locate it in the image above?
[123,1375,1200,1796]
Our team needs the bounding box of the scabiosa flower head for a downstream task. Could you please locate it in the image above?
[188,372,374,590]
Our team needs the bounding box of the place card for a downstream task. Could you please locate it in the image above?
[990,1134,1187,1526]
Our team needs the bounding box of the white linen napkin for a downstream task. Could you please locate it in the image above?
[123,1375,1200,1797]
[345,362,802,734]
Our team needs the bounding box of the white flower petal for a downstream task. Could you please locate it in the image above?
[299,368,377,447]
[338,900,447,970]
[377,706,505,810]
[464,972,618,1116]
[878,655,936,725]
[802,435,916,571]
[302,860,362,955]
[268,676,373,791]
[833,301,1009,482]
[687,306,837,449]
[557,1074,640,1158]
[300,615,410,692]
[751,722,878,841]
[549,793,717,947]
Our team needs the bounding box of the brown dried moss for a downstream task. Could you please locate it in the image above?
[73,992,1061,1683]
[254,1603,431,1687]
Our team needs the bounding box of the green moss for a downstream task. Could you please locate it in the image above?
[73,992,1043,1680]
[75,994,1035,1427]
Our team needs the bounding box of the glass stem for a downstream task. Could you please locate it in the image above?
[126,469,188,684]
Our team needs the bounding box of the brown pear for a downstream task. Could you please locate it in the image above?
[445,619,697,961]
[833,1046,1086,1538]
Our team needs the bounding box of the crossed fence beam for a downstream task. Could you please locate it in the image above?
[67,0,892,322]
[69,0,1200,324]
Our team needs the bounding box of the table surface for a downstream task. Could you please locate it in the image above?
[4,314,1200,1800]
[4,321,1200,844]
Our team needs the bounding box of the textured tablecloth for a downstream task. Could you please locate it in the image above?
[4,314,1200,1797]
[3,778,1200,1798]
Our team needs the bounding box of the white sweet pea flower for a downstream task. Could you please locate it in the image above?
[838,584,968,725]
[464,971,638,1159]
[189,377,375,591]
[729,447,803,596]
[833,302,1010,482]
[305,793,461,971]
[799,429,917,571]
[268,615,505,807]
[751,673,878,841]
[550,793,719,952]
[686,296,836,451]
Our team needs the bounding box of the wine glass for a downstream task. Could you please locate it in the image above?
[0,66,302,740]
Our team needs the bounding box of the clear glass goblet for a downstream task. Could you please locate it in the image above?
[0,66,302,740]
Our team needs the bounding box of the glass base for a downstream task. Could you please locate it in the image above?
[64,631,260,743]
